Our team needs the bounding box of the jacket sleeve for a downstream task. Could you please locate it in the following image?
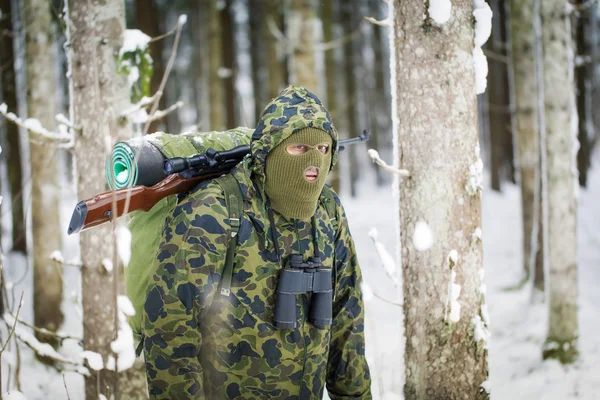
[326,199,372,399]
[142,185,229,400]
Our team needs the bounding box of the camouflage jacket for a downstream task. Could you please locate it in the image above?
[143,86,372,399]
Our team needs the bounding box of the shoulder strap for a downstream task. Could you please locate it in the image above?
[215,174,243,297]
[320,187,339,234]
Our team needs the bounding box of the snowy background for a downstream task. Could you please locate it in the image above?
[1,149,598,399]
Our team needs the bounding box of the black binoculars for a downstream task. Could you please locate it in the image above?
[273,254,333,330]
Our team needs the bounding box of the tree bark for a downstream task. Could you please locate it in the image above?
[342,1,358,197]
[135,0,167,133]
[487,0,513,192]
[0,0,27,253]
[208,0,225,130]
[540,0,579,364]
[287,0,317,91]
[510,0,543,282]
[23,0,64,350]
[391,1,489,398]
[249,0,266,124]
[65,0,147,397]
[322,0,340,193]
[370,0,386,187]
[574,4,595,187]
[265,0,286,100]
[221,0,236,129]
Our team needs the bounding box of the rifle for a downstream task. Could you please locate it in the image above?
[67,130,370,235]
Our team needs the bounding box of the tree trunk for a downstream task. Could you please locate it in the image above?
[65,0,147,397]
[265,0,286,100]
[322,0,341,193]
[510,0,543,282]
[342,1,358,197]
[287,0,317,91]
[135,0,167,133]
[23,0,64,350]
[249,0,265,124]
[574,4,595,187]
[208,0,225,130]
[192,0,208,130]
[540,0,579,364]
[0,0,27,253]
[370,0,386,187]
[487,0,513,192]
[221,0,236,129]
[391,1,489,398]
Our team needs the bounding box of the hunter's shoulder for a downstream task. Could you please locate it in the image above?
[169,179,229,223]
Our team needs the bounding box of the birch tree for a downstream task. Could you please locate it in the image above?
[540,0,579,363]
[510,0,544,287]
[23,0,64,349]
[390,0,489,397]
[65,0,146,397]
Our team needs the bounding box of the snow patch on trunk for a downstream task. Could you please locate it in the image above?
[472,0,493,94]
[427,0,452,25]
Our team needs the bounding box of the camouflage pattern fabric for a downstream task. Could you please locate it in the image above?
[143,86,372,399]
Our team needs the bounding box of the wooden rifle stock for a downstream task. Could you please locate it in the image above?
[67,170,226,235]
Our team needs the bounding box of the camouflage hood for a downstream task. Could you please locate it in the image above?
[249,86,339,182]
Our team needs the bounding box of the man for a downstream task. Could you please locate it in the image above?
[143,86,371,399]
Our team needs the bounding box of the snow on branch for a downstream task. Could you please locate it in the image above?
[6,312,82,343]
[120,95,158,119]
[363,16,389,27]
[0,103,72,144]
[368,149,410,177]
[368,228,399,286]
[147,101,184,123]
[361,281,403,307]
[3,312,79,365]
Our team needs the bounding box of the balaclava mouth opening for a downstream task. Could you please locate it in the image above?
[265,127,333,220]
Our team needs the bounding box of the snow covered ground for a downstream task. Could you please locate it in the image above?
[1,155,599,399]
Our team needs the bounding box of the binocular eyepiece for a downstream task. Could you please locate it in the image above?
[273,254,333,330]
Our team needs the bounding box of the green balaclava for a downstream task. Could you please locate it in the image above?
[265,128,333,220]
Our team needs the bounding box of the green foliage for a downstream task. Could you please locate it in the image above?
[117,32,154,103]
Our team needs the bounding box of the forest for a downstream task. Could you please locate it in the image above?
[0,0,598,399]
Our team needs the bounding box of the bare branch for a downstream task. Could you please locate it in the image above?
[147,101,184,123]
[368,149,410,177]
[63,373,71,400]
[483,49,510,64]
[1,292,24,353]
[314,26,362,53]
[364,16,389,27]
[0,103,72,143]
[372,291,403,307]
[120,94,158,119]
[266,16,289,46]
[149,25,177,43]
[143,15,187,135]
[6,313,82,342]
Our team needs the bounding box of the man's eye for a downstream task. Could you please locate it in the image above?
[317,144,329,154]
[286,144,309,154]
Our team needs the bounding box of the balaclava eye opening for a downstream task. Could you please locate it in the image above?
[265,128,333,220]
